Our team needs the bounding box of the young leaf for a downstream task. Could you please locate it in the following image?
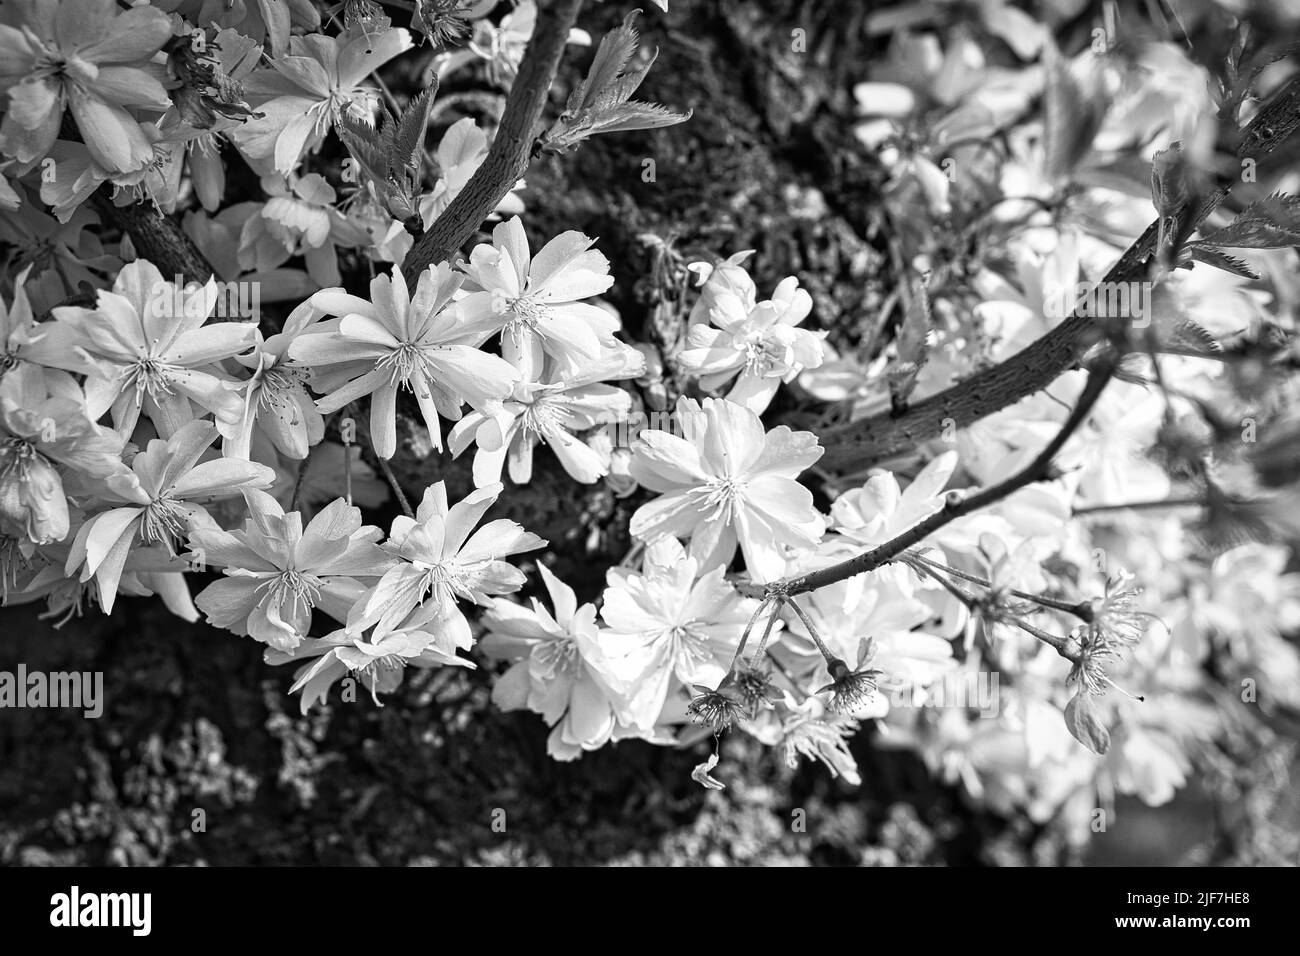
[1197,193,1300,249]
[1183,243,1261,280]
[539,11,691,155]
[887,278,932,412]
[394,85,435,177]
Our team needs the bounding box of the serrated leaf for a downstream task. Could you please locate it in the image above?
[540,10,690,155]
[575,10,641,111]
[1197,192,1300,249]
[394,82,436,174]
[1165,317,1221,353]
[1184,243,1261,279]
[338,85,437,224]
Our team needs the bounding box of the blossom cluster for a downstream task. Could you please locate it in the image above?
[0,0,1297,853]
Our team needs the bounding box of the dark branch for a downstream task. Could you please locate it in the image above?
[400,0,584,282]
[91,194,215,285]
[816,74,1300,475]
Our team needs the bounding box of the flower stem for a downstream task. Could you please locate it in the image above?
[783,595,838,666]
[375,454,413,518]
[728,596,774,672]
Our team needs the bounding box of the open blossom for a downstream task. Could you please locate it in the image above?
[65,420,274,612]
[448,342,643,486]
[230,22,413,174]
[678,259,825,413]
[0,363,124,545]
[457,216,620,372]
[599,536,764,730]
[227,300,325,461]
[290,262,519,459]
[347,480,546,645]
[0,0,174,174]
[482,563,635,760]
[8,528,198,625]
[457,0,590,86]
[266,613,475,713]
[365,117,527,265]
[190,491,395,651]
[53,259,257,439]
[628,397,825,582]
[0,265,85,373]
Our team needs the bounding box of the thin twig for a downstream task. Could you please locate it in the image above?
[1074,496,1204,516]
[375,454,414,517]
[745,365,1114,601]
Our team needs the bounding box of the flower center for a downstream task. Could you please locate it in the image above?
[534,637,581,678]
[667,620,715,673]
[121,356,178,399]
[141,496,189,551]
[507,295,549,338]
[258,366,308,423]
[377,341,439,393]
[355,655,406,703]
[521,396,567,438]
[700,476,745,522]
[740,333,781,375]
[257,569,323,615]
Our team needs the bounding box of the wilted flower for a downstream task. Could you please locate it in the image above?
[690,751,726,790]
[685,679,747,732]
[190,491,394,650]
[627,397,825,582]
[816,637,884,715]
[415,0,480,48]
[291,262,519,458]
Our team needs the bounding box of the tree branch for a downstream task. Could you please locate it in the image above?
[91,194,215,285]
[400,0,584,282]
[816,74,1300,475]
[743,364,1113,600]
